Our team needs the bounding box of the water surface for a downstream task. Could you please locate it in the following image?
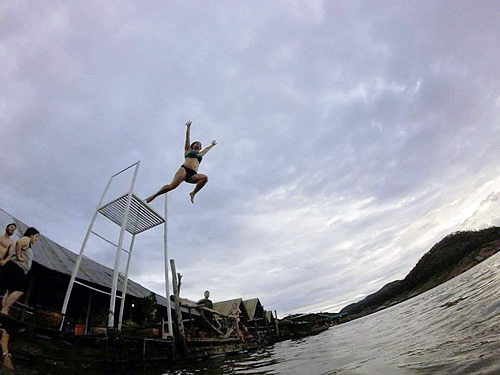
[16,253,500,374]
[158,253,500,374]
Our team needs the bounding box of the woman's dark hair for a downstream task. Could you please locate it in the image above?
[6,223,17,229]
[24,227,40,237]
[190,141,201,149]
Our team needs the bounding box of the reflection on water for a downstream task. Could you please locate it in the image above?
[15,254,500,375]
[156,253,500,375]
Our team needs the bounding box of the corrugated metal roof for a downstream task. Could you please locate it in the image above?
[265,310,274,323]
[284,313,320,321]
[242,298,262,320]
[0,208,169,307]
[212,298,243,316]
[212,298,252,320]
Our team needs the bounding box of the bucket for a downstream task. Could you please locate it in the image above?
[74,324,85,336]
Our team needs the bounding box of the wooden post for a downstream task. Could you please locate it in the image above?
[274,310,279,337]
[170,259,187,352]
[84,293,92,335]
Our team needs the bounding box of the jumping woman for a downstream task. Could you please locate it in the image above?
[145,121,216,204]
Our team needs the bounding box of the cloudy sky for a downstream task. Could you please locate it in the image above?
[1,1,499,316]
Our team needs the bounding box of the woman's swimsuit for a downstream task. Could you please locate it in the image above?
[185,150,203,162]
[181,165,198,182]
[182,151,203,182]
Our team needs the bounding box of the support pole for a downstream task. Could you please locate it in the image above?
[118,234,136,330]
[108,162,140,328]
[164,194,173,335]
[60,175,114,331]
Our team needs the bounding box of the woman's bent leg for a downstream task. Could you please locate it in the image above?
[188,174,208,204]
[146,168,186,203]
[1,291,23,315]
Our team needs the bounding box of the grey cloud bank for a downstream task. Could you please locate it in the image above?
[1,1,499,315]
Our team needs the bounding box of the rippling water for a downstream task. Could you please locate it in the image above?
[157,253,500,375]
[15,253,500,374]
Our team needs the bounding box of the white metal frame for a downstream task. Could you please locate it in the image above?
[60,161,173,335]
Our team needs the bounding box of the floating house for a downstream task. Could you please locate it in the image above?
[242,298,275,339]
[212,298,251,326]
[278,313,330,339]
[243,298,265,324]
[265,310,276,327]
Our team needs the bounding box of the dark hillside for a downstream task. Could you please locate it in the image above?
[340,227,500,318]
[403,227,500,288]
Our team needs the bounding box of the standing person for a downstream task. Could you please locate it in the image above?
[0,224,16,261]
[197,290,213,309]
[0,227,39,315]
[223,302,243,340]
[197,290,216,332]
[145,120,217,204]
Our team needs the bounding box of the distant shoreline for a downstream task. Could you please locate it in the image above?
[339,227,500,320]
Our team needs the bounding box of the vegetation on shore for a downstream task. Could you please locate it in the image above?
[340,226,500,319]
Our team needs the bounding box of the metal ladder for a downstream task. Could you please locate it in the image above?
[59,161,173,335]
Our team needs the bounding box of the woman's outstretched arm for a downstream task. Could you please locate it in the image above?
[184,120,192,152]
[199,140,217,156]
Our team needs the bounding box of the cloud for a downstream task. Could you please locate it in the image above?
[1,0,499,316]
